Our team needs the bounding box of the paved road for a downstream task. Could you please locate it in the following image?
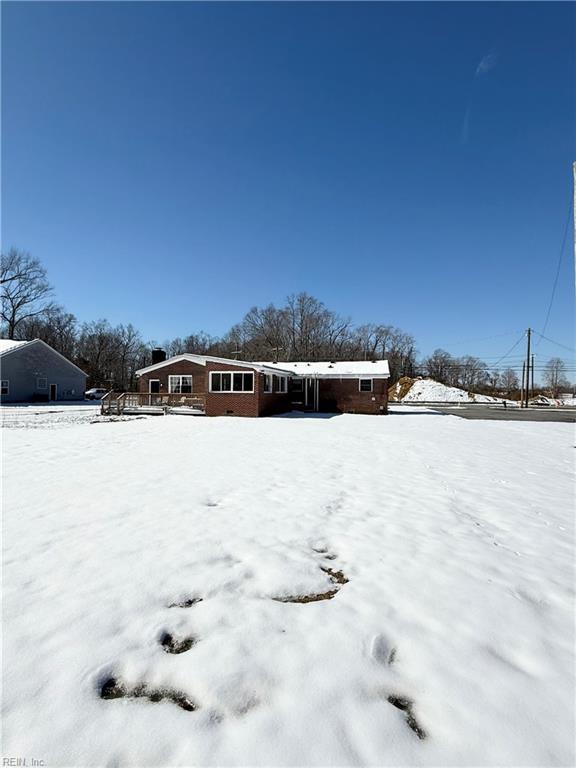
[422,405,575,423]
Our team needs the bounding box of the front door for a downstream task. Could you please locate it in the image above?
[49,384,57,401]
[304,378,316,411]
[149,380,160,393]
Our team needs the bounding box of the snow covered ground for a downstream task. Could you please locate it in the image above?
[2,406,574,767]
[0,403,126,429]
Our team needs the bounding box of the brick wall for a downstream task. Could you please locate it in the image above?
[319,378,388,414]
[205,362,261,417]
[257,373,293,417]
[138,360,206,394]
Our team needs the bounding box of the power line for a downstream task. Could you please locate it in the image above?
[533,332,575,354]
[491,331,527,369]
[536,195,573,345]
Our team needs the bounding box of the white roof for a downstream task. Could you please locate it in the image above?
[0,339,31,355]
[136,354,390,379]
[259,360,390,378]
[135,354,294,377]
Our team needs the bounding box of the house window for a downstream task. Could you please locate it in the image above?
[274,375,288,393]
[291,378,303,393]
[169,375,193,394]
[210,371,254,393]
[1,380,8,395]
[37,377,47,390]
[263,374,273,393]
[359,379,373,392]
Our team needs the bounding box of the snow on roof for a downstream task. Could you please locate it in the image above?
[135,354,390,378]
[259,360,390,378]
[135,354,294,377]
[0,339,32,355]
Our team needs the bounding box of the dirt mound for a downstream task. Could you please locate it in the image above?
[388,377,417,401]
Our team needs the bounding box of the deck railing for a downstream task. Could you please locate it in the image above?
[101,391,206,415]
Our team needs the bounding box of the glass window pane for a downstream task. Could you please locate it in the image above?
[243,373,253,391]
[360,379,372,392]
[233,373,243,391]
[222,373,232,391]
[182,376,192,393]
[211,373,221,392]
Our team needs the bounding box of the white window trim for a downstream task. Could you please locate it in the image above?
[1,380,9,395]
[263,373,273,394]
[359,378,373,392]
[209,371,255,394]
[37,377,47,390]
[274,375,288,394]
[168,374,193,394]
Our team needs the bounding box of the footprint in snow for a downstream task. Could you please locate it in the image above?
[370,633,397,666]
[168,596,203,609]
[370,634,427,740]
[272,548,349,603]
[99,675,197,712]
[386,695,427,740]
[159,630,197,654]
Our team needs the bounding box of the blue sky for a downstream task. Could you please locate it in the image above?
[2,1,574,368]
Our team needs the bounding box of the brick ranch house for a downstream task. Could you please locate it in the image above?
[133,351,390,417]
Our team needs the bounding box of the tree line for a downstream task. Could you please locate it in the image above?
[418,348,571,397]
[1,248,572,396]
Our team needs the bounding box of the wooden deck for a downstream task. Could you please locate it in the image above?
[101,392,206,416]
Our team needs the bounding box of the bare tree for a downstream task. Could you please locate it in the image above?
[543,358,569,397]
[1,249,55,338]
[116,324,146,390]
[424,349,453,384]
[500,368,519,395]
[17,306,78,359]
[386,330,417,381]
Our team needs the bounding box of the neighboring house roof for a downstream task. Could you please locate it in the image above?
[0,338,88,376]
[0,339,31,355]
[259,360,391,378]
[135,354,295,377]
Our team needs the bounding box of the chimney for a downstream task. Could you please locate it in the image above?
[151,347,167,365]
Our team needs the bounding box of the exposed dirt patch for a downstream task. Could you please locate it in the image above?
[99,676,197,712]
[321,566,349,585]
[388,377,416,402]
[273,561,349,603]
[272,588,340,604]
[168,597,203,608]
[387,695,427,740]
[160,631,197,654]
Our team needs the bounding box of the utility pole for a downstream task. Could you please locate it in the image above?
[531,354,535,399]
[524,328,532,408]
[521,361,525,407]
